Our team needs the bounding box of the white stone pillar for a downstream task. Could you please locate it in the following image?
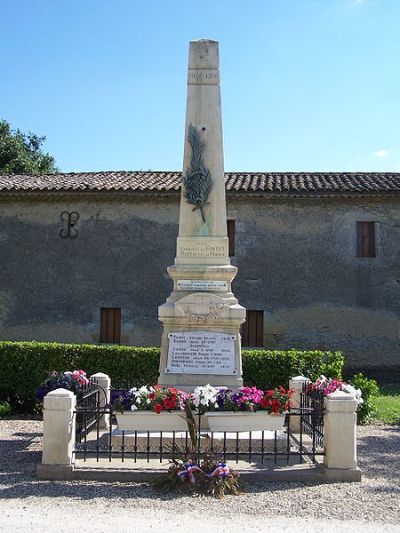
[42,389,76,466]
[158,39,246,390]
[324,390,358,470]
[288,375,311,433]
[91,372,111,429]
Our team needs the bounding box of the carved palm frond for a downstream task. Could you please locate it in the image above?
[182,124,212,223]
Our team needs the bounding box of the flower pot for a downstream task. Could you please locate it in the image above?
[115,411,188,431]
[204,411,286,432]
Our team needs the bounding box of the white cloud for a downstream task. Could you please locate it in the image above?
[373,149,389,158]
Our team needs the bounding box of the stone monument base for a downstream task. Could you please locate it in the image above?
[158,281,245,390]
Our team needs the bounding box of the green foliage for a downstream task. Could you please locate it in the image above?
[370,384,400,425]
[0,341,344,413]
[350,373,379,424]
[0,119,58,174]
[0,341,160,413]
[0,401,11,416]
[242,349,344,388]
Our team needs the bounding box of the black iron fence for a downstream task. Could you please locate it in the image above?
[73,385,325,466]
[75,381,102,444]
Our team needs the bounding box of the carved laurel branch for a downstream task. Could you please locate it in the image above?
[183,303,229,323]
[182,124,212,223]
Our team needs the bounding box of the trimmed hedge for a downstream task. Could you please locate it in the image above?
[0,341,344,413]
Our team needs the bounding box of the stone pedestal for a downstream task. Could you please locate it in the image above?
[158,40,246,389]
[42,389,76,466]
[324,390,358,470]
[91,372,111,429]
[288,376,311,433]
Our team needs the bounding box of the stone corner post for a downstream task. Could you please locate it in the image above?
[42,389,76,466]
[91,372,111,429]
[324,390,358,470]
[288,375,311,432]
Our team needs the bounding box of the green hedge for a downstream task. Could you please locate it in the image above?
[0,341,344,413]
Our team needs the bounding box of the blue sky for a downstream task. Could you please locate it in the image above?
[0,0,399,173]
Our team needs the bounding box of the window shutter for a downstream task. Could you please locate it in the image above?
[100,308,121,344]
[227,219,235,257]
[357,222,376,258]
[241,310,264,347]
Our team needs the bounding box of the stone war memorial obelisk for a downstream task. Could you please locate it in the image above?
[158,39,246,390]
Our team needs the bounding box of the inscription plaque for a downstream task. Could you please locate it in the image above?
[166,331,236,375]
[177,280,228,292]
[177,240,226,258]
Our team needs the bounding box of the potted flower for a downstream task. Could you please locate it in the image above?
[193,385,294,432]
[36,369,90,400]
[112,385,190,431]
[306,376,363,406]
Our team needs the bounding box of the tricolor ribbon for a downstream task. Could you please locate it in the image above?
[208,463,231,479]
[177,462,232,482]
[177,463,203,483]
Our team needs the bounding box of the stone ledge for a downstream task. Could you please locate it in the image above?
[37,461,362,483]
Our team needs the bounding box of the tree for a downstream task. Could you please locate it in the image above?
[0,119,58,174]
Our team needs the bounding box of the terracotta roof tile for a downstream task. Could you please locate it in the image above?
[0,171,399,195]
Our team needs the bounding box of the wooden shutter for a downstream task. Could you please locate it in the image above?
[227,219,235,257]
[100,308,121,344]
[241,310,263,347]
[357,222,376,258]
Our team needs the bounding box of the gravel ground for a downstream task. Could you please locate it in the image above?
[0,419,399,532]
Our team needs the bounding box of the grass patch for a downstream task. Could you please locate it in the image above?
[371,384,400,424]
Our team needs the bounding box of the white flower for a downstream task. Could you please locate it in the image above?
[192,384,218,408]
[129,387,137,394]
[130,404,138,411]
[341,384,364,405]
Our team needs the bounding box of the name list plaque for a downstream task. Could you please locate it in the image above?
[166,331,236,375]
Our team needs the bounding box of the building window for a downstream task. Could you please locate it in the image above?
[357,222,376,258]
[241,310,264,347]
[227,219,235,256]
[100,308,121,344]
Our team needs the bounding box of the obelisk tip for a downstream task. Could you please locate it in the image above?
[189,39,219,69]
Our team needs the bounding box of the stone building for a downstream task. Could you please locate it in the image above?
[1,170,399,377]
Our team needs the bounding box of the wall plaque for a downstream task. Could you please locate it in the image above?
[166,331,236,375]
[177,280,228,292]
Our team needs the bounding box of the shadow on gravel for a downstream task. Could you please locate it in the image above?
[357,426,400,486]
[0,425,399,502]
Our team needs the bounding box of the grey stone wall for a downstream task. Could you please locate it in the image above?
[228,197,400,374]
[0,192,399,373]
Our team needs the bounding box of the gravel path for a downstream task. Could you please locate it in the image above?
[0,419,399,531]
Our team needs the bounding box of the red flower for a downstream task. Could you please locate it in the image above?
[271,399,280,414]
[260,397,271,409]
[153,404,163,413]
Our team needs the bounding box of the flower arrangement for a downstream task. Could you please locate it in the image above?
[36,369,89,400]
[155,441,243,499]
[191,384,294,415]
[307,376,363,406]
[112,385,190,414]
[111,383,294,417]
